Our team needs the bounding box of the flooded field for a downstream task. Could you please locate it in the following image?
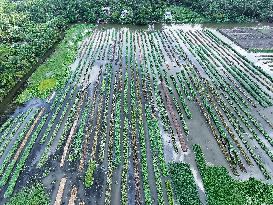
[219,26,273,50]
[1,24,273,204]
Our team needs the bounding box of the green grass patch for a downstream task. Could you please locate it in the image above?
[6,183,49,205]
[193,144,273,205]
[169,162,201,205]
[17,24,94,103]
[38,78,56,92]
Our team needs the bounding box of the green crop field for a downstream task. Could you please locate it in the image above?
[1,23,273,204]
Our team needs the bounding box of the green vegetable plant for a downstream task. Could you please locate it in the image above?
[84,160,96,188]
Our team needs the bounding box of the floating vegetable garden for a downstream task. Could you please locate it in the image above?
[1,24,273,204]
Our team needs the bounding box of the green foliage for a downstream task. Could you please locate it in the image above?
[17,24,93,102]
[0,0,67,101]
[178,0,273,22]
[193,144,273,205]
[6,183,49,205]
[169,162,201,205]
[165,6,206,23]
[84,160,96,188]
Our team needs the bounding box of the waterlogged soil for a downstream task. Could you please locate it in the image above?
[219,26,273,50]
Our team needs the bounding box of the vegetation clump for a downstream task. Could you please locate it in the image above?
[193,144,273,205]
[6,183,49,205]
[169,162,201,205]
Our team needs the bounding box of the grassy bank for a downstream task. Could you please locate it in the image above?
[17,24,94,103]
